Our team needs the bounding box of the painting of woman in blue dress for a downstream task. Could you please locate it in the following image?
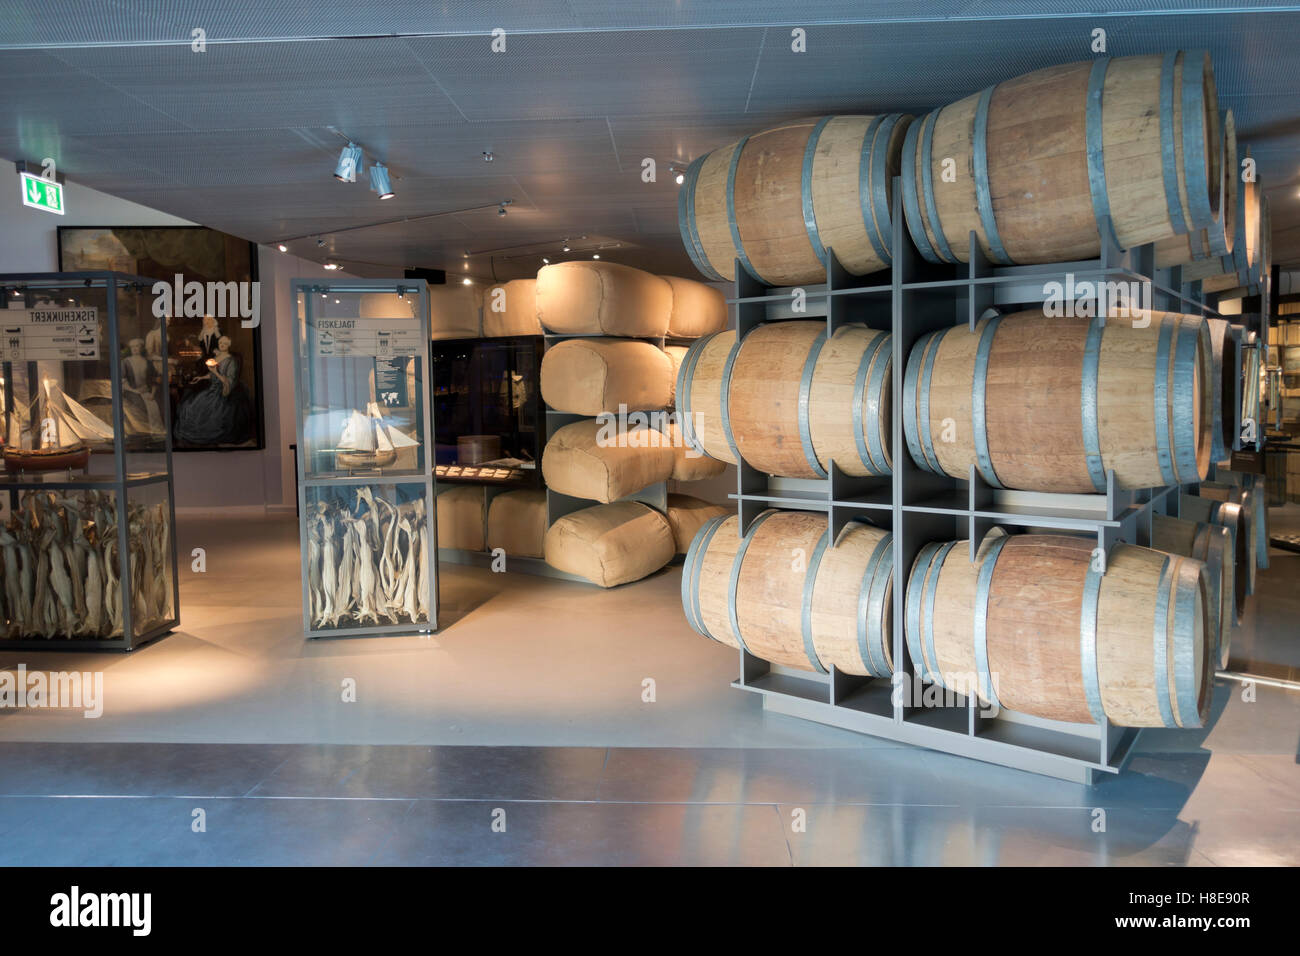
[173,335,253,446]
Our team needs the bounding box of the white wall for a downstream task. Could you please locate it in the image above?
[0,171,322,513]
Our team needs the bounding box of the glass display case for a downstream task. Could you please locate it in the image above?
[430,335,543,487]
[0,272,179,649]
[293,279,438,637]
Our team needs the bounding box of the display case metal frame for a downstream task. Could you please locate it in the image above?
[718,191,1236,783]
[0,271,180,652]
[291,278,439,638]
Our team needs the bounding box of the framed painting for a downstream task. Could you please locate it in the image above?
[57,225,265,451]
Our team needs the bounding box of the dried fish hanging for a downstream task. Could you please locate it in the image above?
[0,490,173,639]
[306,486,430,629]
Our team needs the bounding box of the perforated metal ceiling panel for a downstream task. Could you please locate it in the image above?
[0,2,1298,275]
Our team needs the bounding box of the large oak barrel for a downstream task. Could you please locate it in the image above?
[1152,513,1234,668]
[675,330,739,465]
[1197,482,1258,595]
[903,310,1212,492]
[1186,163,1261,289]
[1178,493,1247,618]
[679,115,913,285]
[906,531,1211,728]
[727,323,892,478]
[1205,318,1239,462]
[1154,109,1237,267]
[902,52,1221,266]
[1221,470,1269,571]
[677,322,893,478]
[682,511,893,676]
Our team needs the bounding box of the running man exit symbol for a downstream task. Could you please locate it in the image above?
[19,171,63,215]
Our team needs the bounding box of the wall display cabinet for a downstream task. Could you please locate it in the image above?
[430,334,543,487]
[292,279,438,637]
[0,272,180,650]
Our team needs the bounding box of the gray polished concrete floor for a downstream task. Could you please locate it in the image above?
[0,513,1296,865]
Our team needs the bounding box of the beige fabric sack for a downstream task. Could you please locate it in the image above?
[544,501,675,587]
[659,419,728,481]
[665,494,730,554]
[541,338,674,415]
[542,419,674,503]
[535,261,671,336]
[436,484,486,551]
[486,489,548,558]
[661,276,727,338]
[482,279,541,337]
[427,283,483,339]
[663,345,690,405]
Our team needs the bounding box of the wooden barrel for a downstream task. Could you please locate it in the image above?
[1206,318,1239,462]
[1178,494,1247,618]
[1153,109,1236,268]
[1153,513,1234,668]
[1233,470,1270,571]
[681,511,893,676]
[726,322,893,478]
[679,115,913,285]
[1188,162,1261,290]
[906,531,1211,728]
[902,52,1221,266]
[903,309,1212,492]
[675,330,738,465]
[1198,482,1258,595]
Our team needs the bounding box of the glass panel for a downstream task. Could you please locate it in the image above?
[0,277,119,479]
[119,281,170,476]
[297,287,427,479]
[125,479,175,637]
[304,481,431,632]
[430,336,542,486]
[0,486,123,641]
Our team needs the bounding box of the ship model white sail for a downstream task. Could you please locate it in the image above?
[335,402,419,470]
[3,380,114,472]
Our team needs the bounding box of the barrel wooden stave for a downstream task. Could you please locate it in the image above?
[728,323,826,477]
[1206,318,1239,461]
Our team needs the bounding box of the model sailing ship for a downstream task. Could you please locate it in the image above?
[335,401,419,470]
[3,380,114,473]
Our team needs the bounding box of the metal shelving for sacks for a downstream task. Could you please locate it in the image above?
[722,188,1230,783]
[540,330,671,580]
[292,278,439,638]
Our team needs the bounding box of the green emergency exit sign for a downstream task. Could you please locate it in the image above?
[19,171,64,215]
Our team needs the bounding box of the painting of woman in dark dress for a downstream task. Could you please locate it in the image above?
[174,336,253,446]
[57,224,264,450]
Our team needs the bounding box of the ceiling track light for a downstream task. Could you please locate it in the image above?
[497,198,513,217]
[334,142,364,182]
[369,162,395,200]
[277,243,288,252]
[669,162,687,185]
[482,150,494,163]
[323,262,340,271]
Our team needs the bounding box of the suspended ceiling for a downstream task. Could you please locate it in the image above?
[2,2,1300,279]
